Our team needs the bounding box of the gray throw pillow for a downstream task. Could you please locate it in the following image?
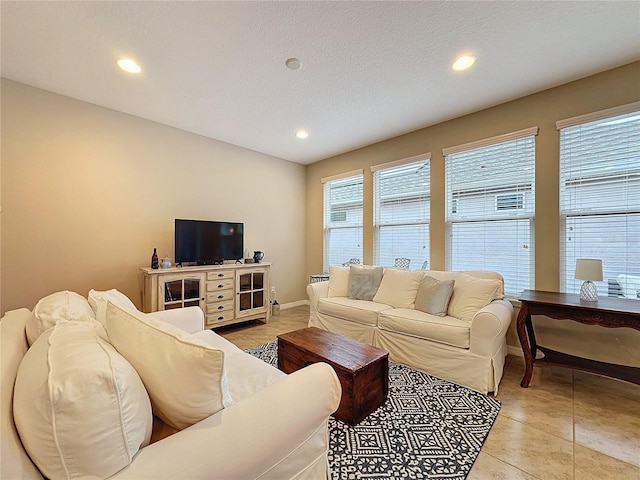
[348,266,384,300]
[414,276,455,316]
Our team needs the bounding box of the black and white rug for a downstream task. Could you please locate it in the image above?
[245,341,500,480]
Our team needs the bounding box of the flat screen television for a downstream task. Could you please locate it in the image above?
[175,219,244,265]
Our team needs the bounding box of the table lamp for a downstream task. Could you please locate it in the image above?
[575,259,603,301]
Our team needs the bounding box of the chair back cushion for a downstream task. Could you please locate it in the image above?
[105,302,233,430]
[25,290,97,346]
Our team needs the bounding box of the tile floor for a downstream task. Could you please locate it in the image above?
[217,305,640,480]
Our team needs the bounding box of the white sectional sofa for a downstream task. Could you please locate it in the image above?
[2,290,341,480]
[308,266,513,394]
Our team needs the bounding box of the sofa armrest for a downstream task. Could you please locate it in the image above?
[111,362,341,480]
[147,307,205,334]
[307,281,329,315]
[469,299,513,357]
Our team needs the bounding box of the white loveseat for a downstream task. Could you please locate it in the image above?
[308,266,513,394]
[2,290,341,480]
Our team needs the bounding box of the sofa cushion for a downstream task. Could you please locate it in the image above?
[420,270,459,282]
[373,268,425,308]
[318,297,393,326]
[414,276,455,316]
[378,308,470,348]
[328,265,350,297]
[105,302,233,430]
[448,273,503,322]
[14,320,152,480]
[88,288,137,324]
[26,290,97,346]
[348,265,383,300]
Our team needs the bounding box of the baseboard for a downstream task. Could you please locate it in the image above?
[280,300,309,310]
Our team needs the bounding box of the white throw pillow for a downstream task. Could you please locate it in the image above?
[373,268,425,308]
[448,273,503,322]
[88,288,137,325]
[105,302,233,430]
[13,321,152,480]
[25,290,97,346]
[328,265,350,297]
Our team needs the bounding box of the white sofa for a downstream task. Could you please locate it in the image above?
[2,290,341,480]
[308,266,513,394]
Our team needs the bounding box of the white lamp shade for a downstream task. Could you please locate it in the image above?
[575,259,603,281]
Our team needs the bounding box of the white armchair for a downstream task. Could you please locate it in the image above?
[2,290,341,479]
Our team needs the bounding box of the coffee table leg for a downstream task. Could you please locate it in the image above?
[517,304,534,387]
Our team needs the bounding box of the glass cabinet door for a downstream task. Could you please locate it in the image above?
[161,275,203,310]
[237,269,266,316]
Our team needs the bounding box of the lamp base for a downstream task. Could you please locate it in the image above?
[580,280,598,301]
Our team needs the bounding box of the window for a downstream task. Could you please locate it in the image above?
[323,170,363,272]
[558,103,640,300]
[444,127,537,296]
[372,154,430,269]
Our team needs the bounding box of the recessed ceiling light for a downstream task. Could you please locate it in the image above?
[452,55,476,71]
[296,130,309,139]
[286,58,302,70]
[117,58,142,74]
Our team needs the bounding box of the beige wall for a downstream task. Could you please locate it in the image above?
[1,79,307,314]
[305,62,640,365]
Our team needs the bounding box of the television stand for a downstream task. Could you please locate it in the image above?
[140,263,271,328]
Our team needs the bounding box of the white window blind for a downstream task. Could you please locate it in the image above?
[373,156,430,270]
[323,172,363,272]
[445,130,537,296]
[559,106,640,300]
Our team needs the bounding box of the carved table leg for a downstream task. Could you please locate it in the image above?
[516,303,534,387]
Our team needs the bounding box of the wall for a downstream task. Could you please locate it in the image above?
[306,62,640,366]
[1,79,307,314]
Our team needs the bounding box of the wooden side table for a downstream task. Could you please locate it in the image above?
[516,290,640,387]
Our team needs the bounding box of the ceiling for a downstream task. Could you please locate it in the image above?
[2,1,639,165]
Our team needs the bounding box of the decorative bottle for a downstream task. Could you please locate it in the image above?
[151,248,159,269]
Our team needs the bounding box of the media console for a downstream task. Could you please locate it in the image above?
[140,263,271,328]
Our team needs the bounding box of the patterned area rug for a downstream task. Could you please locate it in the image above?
[245,341,500,480]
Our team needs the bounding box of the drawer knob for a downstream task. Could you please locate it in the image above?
[218,295,224,299]
[218,305,224,310]
[218,316,224,320]
[218,273,224,277]
[218,284,224,288]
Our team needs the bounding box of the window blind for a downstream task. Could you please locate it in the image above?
[445,131,536,296]
[373,156,430,269]
[559,108,640,299]
[323,172,363,272]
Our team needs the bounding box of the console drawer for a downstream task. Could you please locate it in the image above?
[207,270,234,281]
[206,300,234,315]
[206,310,235,326]
[207,290,234,303]
[207,279,234,291]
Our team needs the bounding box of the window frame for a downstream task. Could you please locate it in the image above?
[322,170,364,272]
[371,154,431,269]
[557,102,640,299]
[444,127,538,296]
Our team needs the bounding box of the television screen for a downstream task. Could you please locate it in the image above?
[175,219,244,265]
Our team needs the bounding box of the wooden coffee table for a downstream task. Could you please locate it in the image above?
[277,327,389,425]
